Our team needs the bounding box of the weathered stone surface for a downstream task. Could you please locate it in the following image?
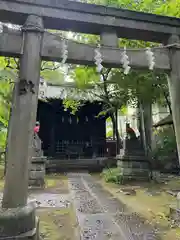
[29,179,45,188]
[0,29,170,71]
[46,158,105,172]
[31,156,46,164]
[68,174,126,240]
[117,159,149,169]
[1,15,44,209]
[68,173,160,240]
[28,193,71,208]
[0,204,36,238]
[30,163,45,172]
[29,170,45,180]
[29,134,46,188]
[117,138,150,182]
[1,0,180,43]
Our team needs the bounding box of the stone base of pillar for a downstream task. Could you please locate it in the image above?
[117,157,150,183]
[0,204,40,240]
[29,156,46,188]
[117,138,151,183]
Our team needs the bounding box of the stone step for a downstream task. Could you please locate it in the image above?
[46,159,107,172]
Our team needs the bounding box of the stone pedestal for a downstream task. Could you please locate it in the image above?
[29,156,46,188]
[0,204,39,240]
[117,138,150,182]
[29,133,46,188]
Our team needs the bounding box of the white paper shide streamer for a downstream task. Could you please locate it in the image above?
[121,47,131,75]
[94,44,103,73]
[39,78,47,99]
[145,47,155,70]
[61,39,68,64]
[61,39,69,79]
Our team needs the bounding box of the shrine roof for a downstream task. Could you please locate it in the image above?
[38,81,102,102]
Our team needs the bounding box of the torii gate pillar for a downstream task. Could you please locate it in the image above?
[2,15,43,209]
[0,14,43,239]
[167,35,180,166]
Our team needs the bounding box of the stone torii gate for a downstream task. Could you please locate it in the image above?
[0,0,180,238]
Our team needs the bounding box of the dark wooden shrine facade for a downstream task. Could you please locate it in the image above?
[37,99,106,160]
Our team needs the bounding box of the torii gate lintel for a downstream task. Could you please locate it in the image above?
[1,0,180,43]
[0,28,171,70]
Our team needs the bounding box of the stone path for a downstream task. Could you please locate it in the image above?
[68,173,161,240]
[0,192,71,208]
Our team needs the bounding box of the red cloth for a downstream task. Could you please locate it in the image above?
[127,127,134,133]
[34,126,40,133]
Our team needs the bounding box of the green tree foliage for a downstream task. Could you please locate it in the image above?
[0,57,17,153]
[110,70,168,105]
[41,61,64,84]
[64,0,178,111]
[153,126,177,158]
[63,99,83,115]
[101,168,122,184]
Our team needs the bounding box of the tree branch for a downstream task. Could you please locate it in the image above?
[13,58,20,70]
[163,88,172,114]
[41,62,61,71]
[5,58,14,70]
[4,57,19,70]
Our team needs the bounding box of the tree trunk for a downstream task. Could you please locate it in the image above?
[112,118,115,140]
[137,102,144,148]
[163,89,172,115]
[140,100,152,157]
[110,111,120,154]
[139,103,147,153]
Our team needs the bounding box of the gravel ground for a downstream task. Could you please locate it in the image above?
[68,173,161,240]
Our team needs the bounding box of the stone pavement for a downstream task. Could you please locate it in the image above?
[68,173,160,240]
[0,192,71,208]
